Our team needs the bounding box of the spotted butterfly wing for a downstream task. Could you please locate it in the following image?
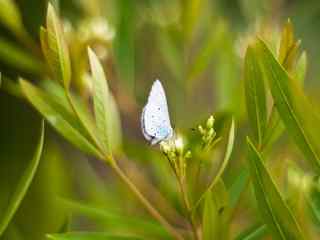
[141,80,173,145]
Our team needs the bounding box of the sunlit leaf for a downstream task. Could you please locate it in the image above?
[42,3,71,88]
[20,79,103,159]
[88,48,110,155]
[0,0,25,38]
[294,51,307,84]
[244,46,267,146]
[247,137,306,240]
[255,39,320,171]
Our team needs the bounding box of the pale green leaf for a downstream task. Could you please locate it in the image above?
[0,0,24,38]
[247,137,306,240]
[44,3,71,88]
[294,51,307,84]
[20,79,102,159]
[88,48,110,155]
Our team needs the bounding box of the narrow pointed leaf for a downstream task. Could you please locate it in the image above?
[244,46,267,146]
[235,224,268,240]
[255,39,320,171]
[20,79,102,158]
[88,48,110,155]
[202,180,229,240]
[194,119,235,210]
[294,51,307,84]
[0,118,45,236]
[247,137,306,240]
[44,4,71,88]
[47,233,142,240]
[0,0,25,37]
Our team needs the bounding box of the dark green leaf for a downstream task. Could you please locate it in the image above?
[255,39,320,171]
[247,137,306,240]
[244,46,267,146]
[59,198,170,239]
[47,233,142,240]
[0,114,44,236]
[194,119,235,210]
[235,224,268,240]
[202,180,229,240]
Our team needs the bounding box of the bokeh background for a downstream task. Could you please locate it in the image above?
[1,0,320,239]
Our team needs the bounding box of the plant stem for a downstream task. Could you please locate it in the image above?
[178,178,200,240]
[109,158,184,240]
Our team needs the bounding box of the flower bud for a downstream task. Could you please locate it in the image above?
[206,115,214,129]
[184,150,192,159]
[175,136,184,155]
[198,125,205,135]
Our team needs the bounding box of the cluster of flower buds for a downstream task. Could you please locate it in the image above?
[198,115,218,150]
[160,136,192,181]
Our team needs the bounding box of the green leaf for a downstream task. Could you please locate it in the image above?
[42,3,71,88]
[0,36,43,74]
[247,137,306,240]
[278,19,294,66]
[4,140,71,240]
[244,46,267,146]
[88,48,110,155]
[20,79,103,159]
[47,233,142,240]
[107,94,122,153]
[187,20,226,83]
[202,180,229,240]
[0,94,45,236]
[294,51,307,84]
[114,0,135,93]
[58,198,170,239]
[0,0,24,36]
[228,167,249,210]
[193,119,235,210]
[254,39,320,171]
[235,224,268,240]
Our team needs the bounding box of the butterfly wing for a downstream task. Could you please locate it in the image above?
[141,80,173,145]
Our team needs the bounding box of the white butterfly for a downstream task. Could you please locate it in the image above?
[141,80,174,145]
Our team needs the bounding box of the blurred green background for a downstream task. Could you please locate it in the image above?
[1,0,320,239]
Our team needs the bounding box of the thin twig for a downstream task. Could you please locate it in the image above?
[109,157,184,240]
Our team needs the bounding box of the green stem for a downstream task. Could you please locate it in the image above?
[178,177,200,240]
[109,158,184,240]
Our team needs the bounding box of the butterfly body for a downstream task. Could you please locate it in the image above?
[141,80,173,145]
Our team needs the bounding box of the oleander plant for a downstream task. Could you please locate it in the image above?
[1,1,320,240]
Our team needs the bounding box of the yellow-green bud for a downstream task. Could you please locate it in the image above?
[206,115,214,129]
[184,150,192,159]
[198,125,205,135]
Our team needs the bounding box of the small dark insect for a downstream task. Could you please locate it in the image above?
[218,206,225,215]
